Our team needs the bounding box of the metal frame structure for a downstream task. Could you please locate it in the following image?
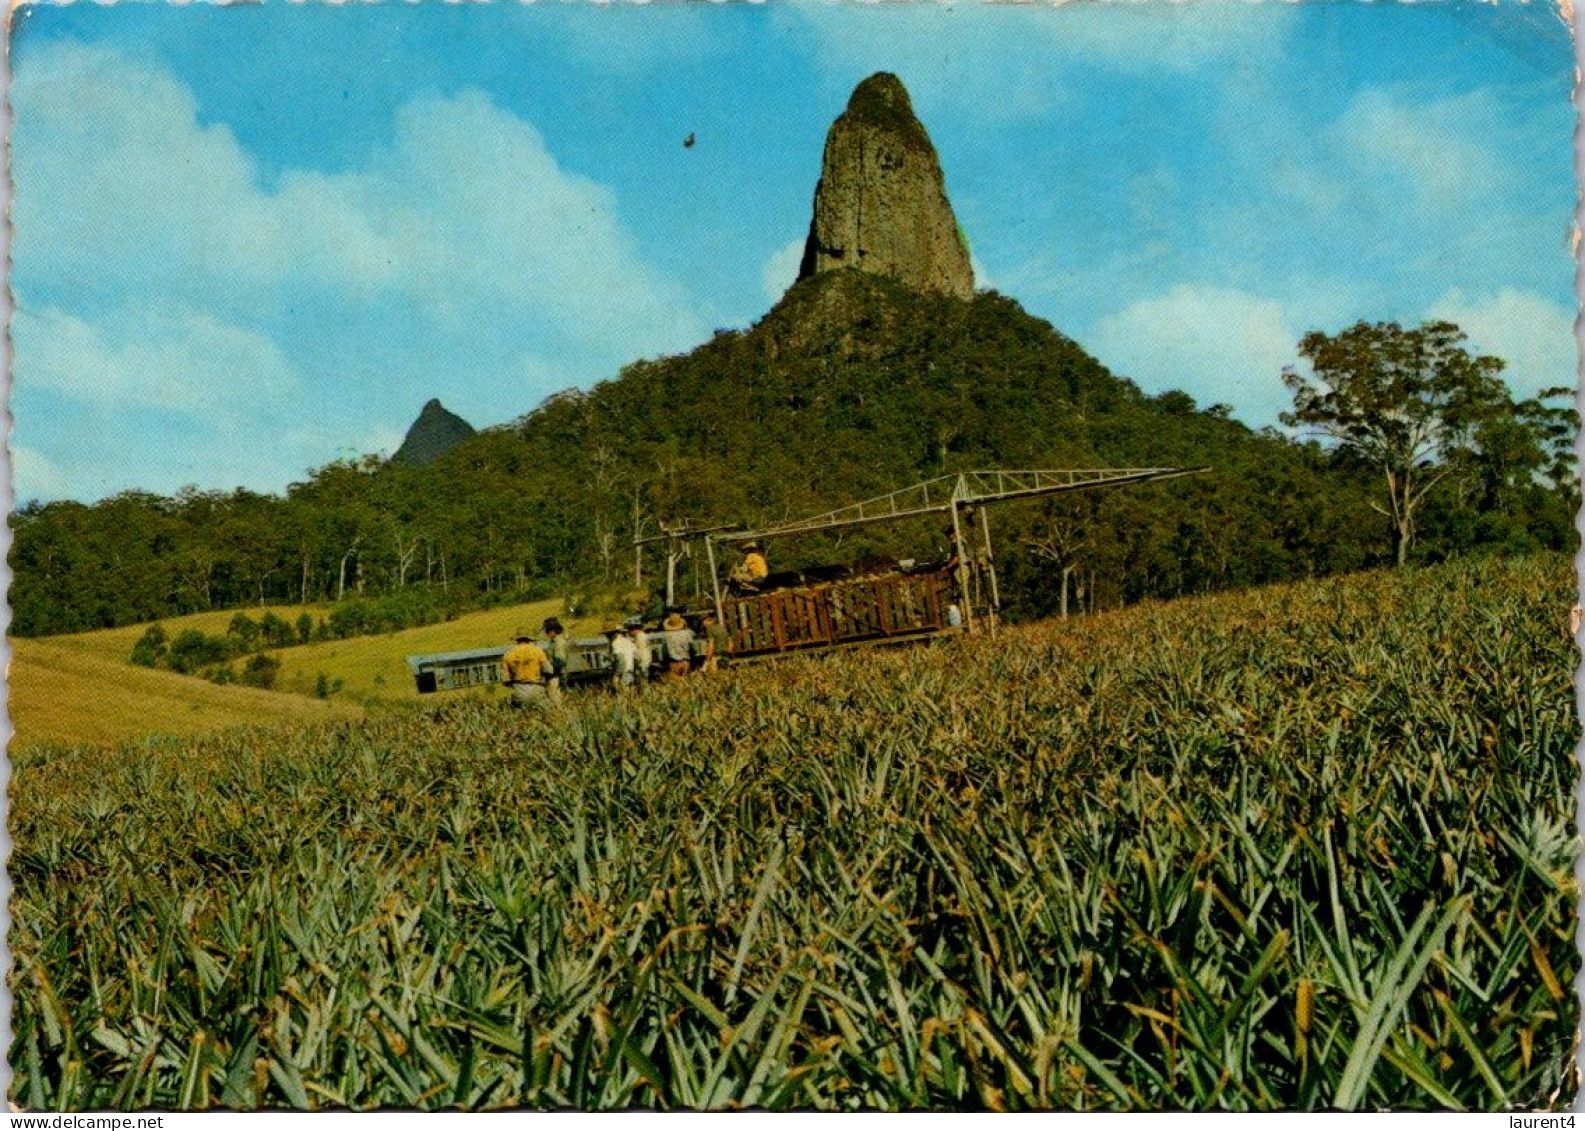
[409,467,1207,689]
[633,519,742,607]
[706,466,1206,631]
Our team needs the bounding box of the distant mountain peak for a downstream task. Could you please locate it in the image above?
[797,72,974,300]
[391,399,475,467]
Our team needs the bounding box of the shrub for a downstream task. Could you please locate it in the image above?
[167,629,231,675]
[239,653,281,690]
[296,612,314,645]
[128,625,168,668]
[259,612,295,649]
[226,612,260,651]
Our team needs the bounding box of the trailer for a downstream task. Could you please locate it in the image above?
[720,564,957,657]
[407,635,618,694]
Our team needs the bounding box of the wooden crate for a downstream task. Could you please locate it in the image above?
[723,570,952,657]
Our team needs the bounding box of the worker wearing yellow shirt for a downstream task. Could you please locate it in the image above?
[729,541,769,593]
[501,628,553,708]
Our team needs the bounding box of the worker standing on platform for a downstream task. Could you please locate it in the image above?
[501,628,552,708]
[729,541,769,594]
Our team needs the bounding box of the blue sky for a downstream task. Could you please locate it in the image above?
[8,1,1577,504]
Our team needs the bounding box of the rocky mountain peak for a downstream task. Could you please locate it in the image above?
[391,399,476,467]
[796,72,975,301]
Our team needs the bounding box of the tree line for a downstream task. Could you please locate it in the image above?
[10,271,1575,639]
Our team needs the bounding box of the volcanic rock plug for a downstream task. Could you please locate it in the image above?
[797,73,975,300]
[391,399,476,467]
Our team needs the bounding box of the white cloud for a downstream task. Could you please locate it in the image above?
[13,44,706,355]
[1032,3,1293,74]
[1090,285,1300,426]
[12,305,299,415]
[1426,288,1579,401]
[8,304,323,500]
[11,43,269,297]
[790,2,1292,122]
[280,90,706,350]
[1216,78,1562,300]
[762,238,806,302]
[10,447,70,505]
[1218,76,1525,228]
[10,40,711,501]
[1326,87,1513,212]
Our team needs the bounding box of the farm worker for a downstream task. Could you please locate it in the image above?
[701,610,730,671]
[605,622,637,689]
[941,524,960,571]
[628,622,653,688]
[661,612,694,679]
[729,541,769,594]
[543,617,570,702]
[742,542,768,581]
[501,628,552,708]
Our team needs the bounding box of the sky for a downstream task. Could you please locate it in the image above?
[7,0,1578,504]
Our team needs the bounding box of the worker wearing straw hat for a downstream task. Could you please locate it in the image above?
[501,628,552,708]
[728,541,768,594]
[660,612,694,680]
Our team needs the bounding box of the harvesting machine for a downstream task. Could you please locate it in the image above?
[405,466,1205,693]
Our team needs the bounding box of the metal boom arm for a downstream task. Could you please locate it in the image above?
[724,467,1206,542]
[704,465,1206,634]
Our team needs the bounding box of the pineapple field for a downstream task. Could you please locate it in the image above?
[8,553,1578,1110]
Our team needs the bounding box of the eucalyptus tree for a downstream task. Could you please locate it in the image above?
[1281,320,1513,566]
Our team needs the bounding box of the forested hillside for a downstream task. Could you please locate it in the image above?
[10,270,1572,636]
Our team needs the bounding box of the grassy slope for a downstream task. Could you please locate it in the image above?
[36,604,327,655]
[8,597,602,749]
[8,637,360,748]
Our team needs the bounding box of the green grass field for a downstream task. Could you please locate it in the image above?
[8,636,361,748]
[8,555,1578,1110]
[8,596,598,748]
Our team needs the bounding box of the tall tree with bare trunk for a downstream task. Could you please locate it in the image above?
[1282,320,1509,566]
